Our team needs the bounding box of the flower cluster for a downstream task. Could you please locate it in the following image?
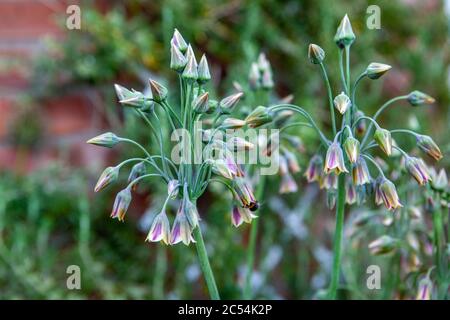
[88,29,261,245]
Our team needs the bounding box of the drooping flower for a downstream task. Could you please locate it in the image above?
[170,211,195,246]
[416,135,442,161]
[345,178,357,204]
[343,136,360,163]
[87,132,120,148]
[405,157,432,186]
[94,166,119,192]
[431,168,448,190]
[279,172,298,194]
[352,156,371,186]
[321,173,338,190]
[284,150,301,174]
[232,177,258,212]
[146,211,170,244]
[231,205,257,227]
[128,161,146,191]
[304,155,323,183]
[324,142,348,174]
[416,277,433,300]
[374,128,392,156]
[110,188,132,222]
[333,92,351,114]
[379,178,402,210]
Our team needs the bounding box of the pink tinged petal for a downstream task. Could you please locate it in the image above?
[170,221,182,245]
[231,206,243,227]
[280,173,298,194]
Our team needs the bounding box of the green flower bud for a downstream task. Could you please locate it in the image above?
[94,166,119,192]
[343,136,360,163]
[374,128,392,156]
[197,54,211,84]
[110,187,132,222]
[221,118,246,129]
[128,161,146,191]
[416,134,442,161]
[245,106,273,128]
[407,90,435,106]
[334,14,356,48]
[308,44,325,64]
[149,79,168,102]
[171,28,188,53]
[333,92,351,114]
[369,235,401,255]
[219,92,243,114]
[366,62,392,79]
[248,62,260,90]
[170,42,187,72]
[192,92,210,114]
[87,132,120,148]
[182,46,198,81]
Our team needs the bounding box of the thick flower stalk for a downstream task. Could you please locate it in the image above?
[87,29,263,300]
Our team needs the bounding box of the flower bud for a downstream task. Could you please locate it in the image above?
[146,211,170,245]
[211,159,234,179]
[334,14,356,48]
[111,188,132,222]
[407,90,435,106]
[228,137,254,152]
[197,54,211,84]
[167,179,180,199]
[304,155,323,183]
[182,197,200,229]
[431,169,448,190]
[221,118,246,129]
[114,84,133,101]
[284,150,301,174]
[405,156,431,186]
[182,46,198,81]
[94,166,119,192]
[333,92,351,114]
[308,44,325,64]
[379,178,402,210]
[366,62,391,79]
[248,62,260,90]
[245,106,273,128]
[374,128,392,156]
[87,132,120,148]
[170,212,195,246]
[343,136,360,163]
[171,28,188,53]
[170,42,187,72]
[116,86,148,108]
[149,79,168,102]
[261,68,274,89]
[326,190,337,209]
[352,157,371,186]
[368,235,400,255]
[192,92,209,114]
[416,277,433,300]
[219,92,243,114]
[324,142,348,175]
[233,177,258,211]
[416,135,442,161]
[279,172,298,194]
[128,161,146,191]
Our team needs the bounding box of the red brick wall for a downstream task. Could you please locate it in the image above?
[0,0,110,173]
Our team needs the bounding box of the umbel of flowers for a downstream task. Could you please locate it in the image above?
[257,15,441,299]
[87,29,265,300]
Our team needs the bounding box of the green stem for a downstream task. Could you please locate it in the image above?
[152,245,167,299]
[319,62,337,135]
[361,96,408,146]
[193,226,220,300]
[432,206,447,299]
[243,174,266,299]
[328,173,346,299]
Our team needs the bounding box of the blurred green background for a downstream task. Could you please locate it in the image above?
[0,0,448,299]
